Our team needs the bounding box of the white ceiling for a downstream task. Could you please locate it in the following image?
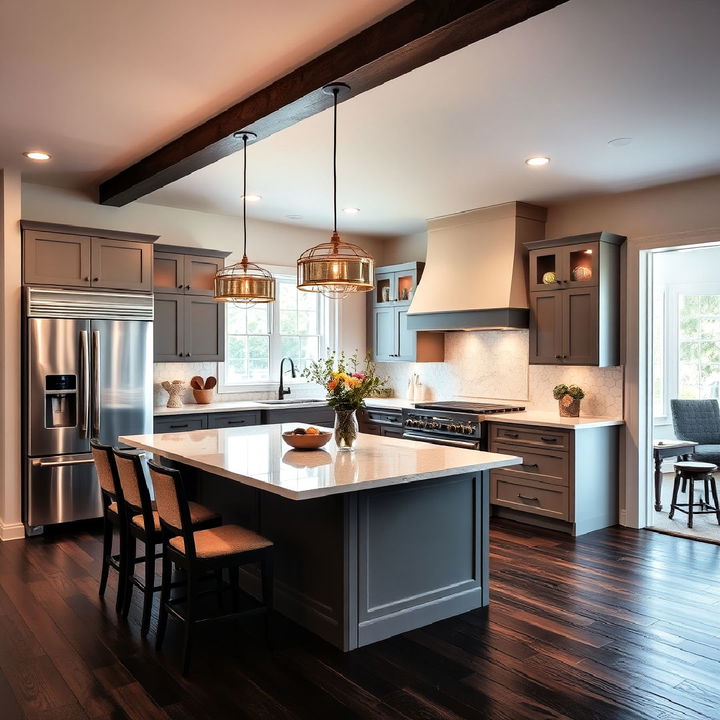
[140,0,720,236]
[0,0,408,187]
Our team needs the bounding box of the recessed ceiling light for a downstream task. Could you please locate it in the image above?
[525,156,550,167]
[23,151,51,161]
[342,207,360,215]
[241,193,262,202]
[285,214,303,220]
[608,137,633,148]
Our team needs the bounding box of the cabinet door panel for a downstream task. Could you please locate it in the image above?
[529,249,562,291]
[563,287,598,365]
[564,242,598,288]
[184,296,224,361]
[23,231,91,287]
[154,415,207,433]
[207,411,261,428]
[529,291,563,364]
[396,309,416,362]
[184,256,224,295]
[91,238,152,291]
[154,252,184,293]
[373,307,396,362]
[154,294,185,361]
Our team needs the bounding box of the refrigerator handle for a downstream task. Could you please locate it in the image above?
[79,330,90,438]
[92,330,100,438]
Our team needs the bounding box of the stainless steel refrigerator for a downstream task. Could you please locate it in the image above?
[23,287,153,534]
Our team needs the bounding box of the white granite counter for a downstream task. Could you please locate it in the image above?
[153,399,328,416]
[485,411,624,430]
[120,424,521,501]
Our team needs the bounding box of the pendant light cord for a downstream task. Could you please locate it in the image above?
[242,133,248,262]
[332,87,338,235]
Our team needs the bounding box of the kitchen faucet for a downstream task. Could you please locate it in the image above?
[278,357,296,400]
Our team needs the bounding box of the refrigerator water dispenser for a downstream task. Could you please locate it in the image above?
[44,374,77,428]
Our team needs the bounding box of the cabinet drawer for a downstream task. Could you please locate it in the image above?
[490,424,569,451]
[492,474,568,520]
[154,415,207,433]
[207,412,261,429]
[491,443,568,485]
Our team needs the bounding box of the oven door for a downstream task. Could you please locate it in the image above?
[402,431,482,451]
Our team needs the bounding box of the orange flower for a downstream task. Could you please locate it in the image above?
[327,379,338,391]
[344,376,361,388]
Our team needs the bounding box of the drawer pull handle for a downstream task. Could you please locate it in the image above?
[170,424,189,429]
[517,494,539,502]
[504,432,519,438]
[541,437,558,442]
[226,420,246,425]
[520,463,539,469]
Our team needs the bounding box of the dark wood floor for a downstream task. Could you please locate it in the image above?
[1,519,719,720]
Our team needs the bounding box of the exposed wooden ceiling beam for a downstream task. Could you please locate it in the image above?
[99,0,568,206]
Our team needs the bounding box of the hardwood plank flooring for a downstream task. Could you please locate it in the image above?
[0,518,718,720]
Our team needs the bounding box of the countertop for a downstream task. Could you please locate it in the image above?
[119,424,521,501]
[153,398,623,429]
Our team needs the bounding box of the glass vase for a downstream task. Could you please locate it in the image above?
[334,409,359,451]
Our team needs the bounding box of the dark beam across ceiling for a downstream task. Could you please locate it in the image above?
[99,0,568,206]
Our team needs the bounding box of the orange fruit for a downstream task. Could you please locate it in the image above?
[305,427,319,435]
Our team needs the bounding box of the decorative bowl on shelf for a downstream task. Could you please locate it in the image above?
[282,429,332,450]
[542,271,557,284]
[193,389,214,404]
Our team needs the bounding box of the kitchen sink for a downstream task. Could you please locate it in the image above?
[258,399,327,405]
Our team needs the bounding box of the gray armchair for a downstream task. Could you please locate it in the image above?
[670,399,720,465]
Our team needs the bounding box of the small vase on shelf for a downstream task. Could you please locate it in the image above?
[558,395,581,417]
[161,380,186,409]
[334,409,359,451]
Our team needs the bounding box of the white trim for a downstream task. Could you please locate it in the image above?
[0,521,25,541]
[625,227,720,529]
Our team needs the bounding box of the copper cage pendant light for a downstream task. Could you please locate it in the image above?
[297,83,374,299]
[214,131,276,305]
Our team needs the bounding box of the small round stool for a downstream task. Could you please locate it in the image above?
[669,461,720,528]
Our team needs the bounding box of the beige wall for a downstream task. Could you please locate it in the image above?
[21,183,386,355]
[0,170,23,540]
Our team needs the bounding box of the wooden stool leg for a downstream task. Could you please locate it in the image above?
[123,536,137,617]
[710,477,720,525]
[688,479,695,529]
[261,551,274,645]
[182,569,197,676]
[99,514,112,598]
[140,542,156,637]
[156,550,172,651]
[115,524,127,614]
[668,475,681,519]
[703,478,710,508]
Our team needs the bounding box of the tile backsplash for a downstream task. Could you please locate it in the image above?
[376,330,624,418]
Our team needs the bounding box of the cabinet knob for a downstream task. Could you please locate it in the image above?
[555,355,562,359]
[83,277,89,282]
[186,353,192,357]
[93,277,99,282]
[178,284,183,289]
[185,284,191,290]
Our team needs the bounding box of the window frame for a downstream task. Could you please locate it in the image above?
[217,265,338,394]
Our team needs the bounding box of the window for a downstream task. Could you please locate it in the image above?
[677,293,720,400]
[221,271,334,389]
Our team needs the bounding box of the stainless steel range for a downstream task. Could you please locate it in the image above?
[402,401,525,450]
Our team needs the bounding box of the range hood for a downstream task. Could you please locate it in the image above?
[407,201,546,331]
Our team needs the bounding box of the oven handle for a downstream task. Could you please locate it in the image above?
[402,432,480,450]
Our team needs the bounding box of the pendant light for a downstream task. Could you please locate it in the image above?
[297,83,374,299]
[214,131,276,305]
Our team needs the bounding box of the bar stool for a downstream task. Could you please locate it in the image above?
[90,439,127,613]
[113,448,222,637]
[669,461,720,528]
[148,460,274,676]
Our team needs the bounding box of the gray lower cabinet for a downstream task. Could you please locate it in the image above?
[262,407,334,426]
[488,421,619,536]
[358,407,404,437]
[22,223,156,292]
[207,412,261,429]
[154,293,224,362]
[154,415,208,433]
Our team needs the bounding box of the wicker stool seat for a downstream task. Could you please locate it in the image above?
[669,461,720,528]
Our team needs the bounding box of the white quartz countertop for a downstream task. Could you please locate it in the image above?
[153,399,329,416]
[484,411,624,429]
[120,424,522,501]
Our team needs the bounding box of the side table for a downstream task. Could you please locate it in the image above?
[653,440,698,511]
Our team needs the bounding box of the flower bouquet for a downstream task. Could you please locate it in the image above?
[303,351,387,450]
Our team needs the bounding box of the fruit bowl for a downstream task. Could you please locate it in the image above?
[282,429,332,450]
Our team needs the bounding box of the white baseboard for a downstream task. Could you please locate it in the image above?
[0,522,25,541]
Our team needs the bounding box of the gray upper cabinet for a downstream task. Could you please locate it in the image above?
[21,221,157,292]
[154,248,225,296]
[369,262,444,363]
[526,232,624,366]
[153,245,230,362]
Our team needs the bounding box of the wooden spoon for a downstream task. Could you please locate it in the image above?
[190,376,204,390]
[204,376,217,390]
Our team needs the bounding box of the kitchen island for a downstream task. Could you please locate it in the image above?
[120,424,521,650]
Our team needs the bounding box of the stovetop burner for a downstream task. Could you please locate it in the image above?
[414,401,525,414]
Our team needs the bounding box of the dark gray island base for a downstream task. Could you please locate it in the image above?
[173,462,489,651]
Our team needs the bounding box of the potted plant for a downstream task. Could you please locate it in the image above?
[553,383,585,417]
[303,351,387,451]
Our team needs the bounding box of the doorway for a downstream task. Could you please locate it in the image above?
[647,244,720,542]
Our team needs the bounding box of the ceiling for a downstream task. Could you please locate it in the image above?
[0,0,408,188]
[140,0,720,236]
